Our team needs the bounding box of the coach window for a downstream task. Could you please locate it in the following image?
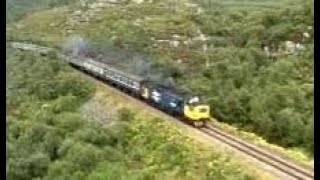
[110,72,115,78]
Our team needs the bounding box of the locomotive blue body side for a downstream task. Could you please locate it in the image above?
[147,85,185,115]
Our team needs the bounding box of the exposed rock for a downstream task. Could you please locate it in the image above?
[202,43,208,51]
[205,60,210,67]
[278,41,305,55]
[172,34,181,39]
[133,18,142,26]
[106,0,120,3]
[197,7,204,14]
[66,29,74,34]
[111,36,117,40]
[63,0,123,34]
[96,2,109,8]
[284,41,296,53]
[132,0,144,4]
[156,39,170,43]
[133,22,141,26]
[303,32,310,38]
[295,43,304,50]
[73,10,82,15]
[42,104,49,109]
[263,46,270,56]
[170,40,180,47]
[184,2,198,8]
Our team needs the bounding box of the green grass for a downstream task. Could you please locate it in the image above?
[7,7,70,45]
[6,0,77,23]
[193,0,290,14]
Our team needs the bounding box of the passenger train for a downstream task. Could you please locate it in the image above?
[10,42,211,127]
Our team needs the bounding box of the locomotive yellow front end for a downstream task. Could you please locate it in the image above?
[183,96,211,127]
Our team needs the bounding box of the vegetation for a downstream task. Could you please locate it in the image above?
[191,0,314,155]
[6,0,313,169]
[6,49,269,179]
[6,0,77,23]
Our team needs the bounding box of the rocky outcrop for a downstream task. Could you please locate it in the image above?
[62,0,124,35]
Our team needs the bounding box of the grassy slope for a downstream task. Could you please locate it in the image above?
[6,0,313,168]
[6,48,273,179]
[6,0,77,23]
[79,76,275,179]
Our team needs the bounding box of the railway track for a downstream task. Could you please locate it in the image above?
[200,124,314,180]
[8,42,314,180]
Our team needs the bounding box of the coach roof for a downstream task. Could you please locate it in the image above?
[80,57,146,82]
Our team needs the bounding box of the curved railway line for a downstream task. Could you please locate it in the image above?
[201,124,314,180]
[8,42,314,180]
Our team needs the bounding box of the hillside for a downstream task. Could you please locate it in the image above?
[6,0,77,23]
[7,0,314,175]
[6,48,278,179]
